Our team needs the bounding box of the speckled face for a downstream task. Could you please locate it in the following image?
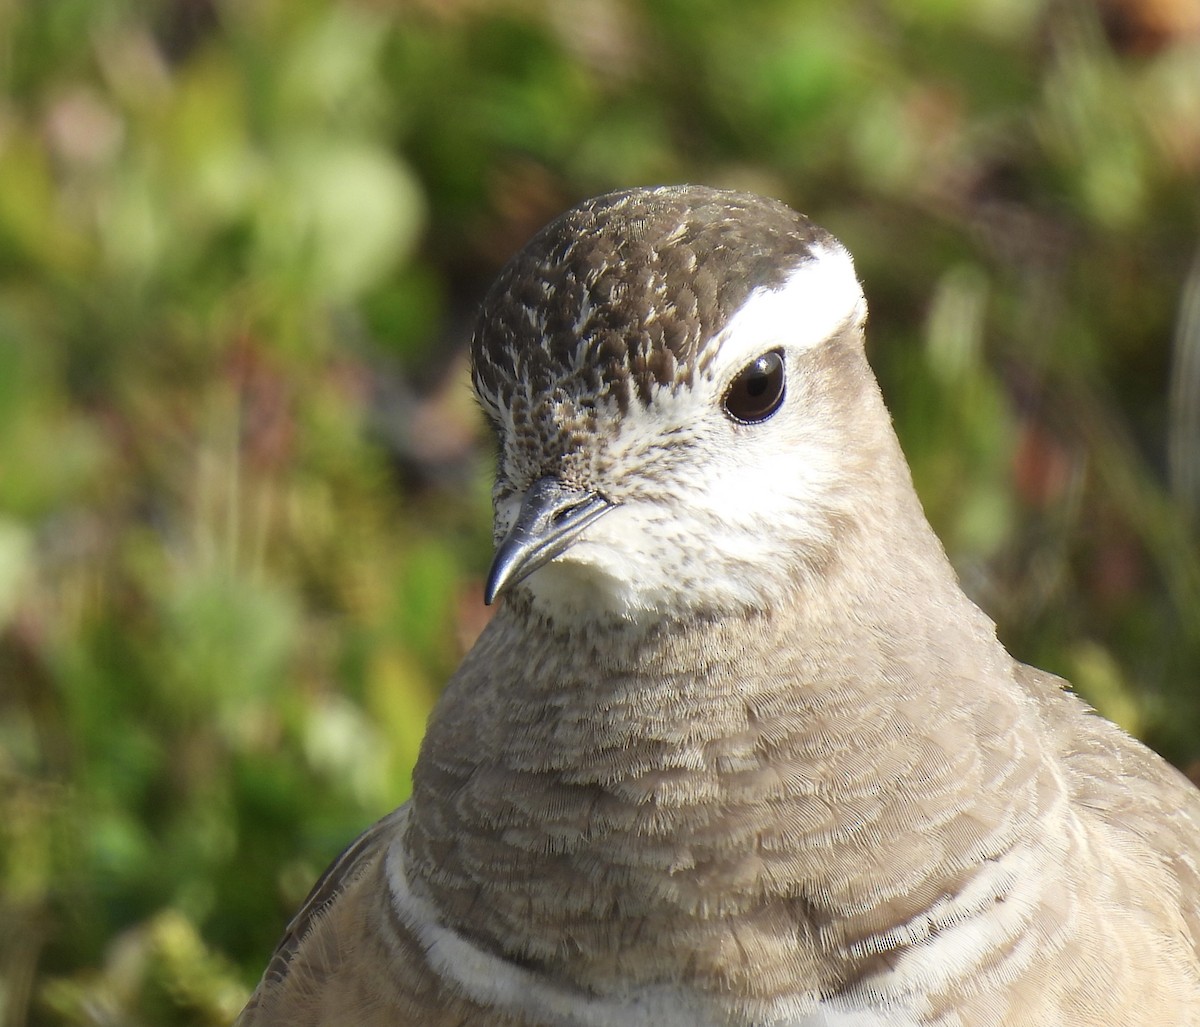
[469,185,870,623]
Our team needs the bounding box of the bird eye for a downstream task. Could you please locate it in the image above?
[722,349,786,424]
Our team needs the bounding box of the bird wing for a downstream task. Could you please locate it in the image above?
[1016,661,1200,946]
[235,804,527,1027]
[253,806,408,999]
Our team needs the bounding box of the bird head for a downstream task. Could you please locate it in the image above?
[471,185,885,625]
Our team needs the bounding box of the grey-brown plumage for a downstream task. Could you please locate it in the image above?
[238,186,1200,1027]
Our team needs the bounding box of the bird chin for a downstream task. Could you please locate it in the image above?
[520,558,655,627]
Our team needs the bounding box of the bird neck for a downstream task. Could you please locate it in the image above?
[405,548,1058,1001]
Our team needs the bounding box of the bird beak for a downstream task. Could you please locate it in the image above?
[484,477,614,605]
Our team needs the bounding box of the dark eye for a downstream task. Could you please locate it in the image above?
[722,350,786,424]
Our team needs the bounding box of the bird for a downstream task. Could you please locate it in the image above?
[236,185,1200,1026]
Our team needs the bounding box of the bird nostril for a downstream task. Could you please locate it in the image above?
[550,502,581,527]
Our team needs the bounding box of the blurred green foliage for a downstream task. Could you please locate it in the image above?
[1,0,1198,1023]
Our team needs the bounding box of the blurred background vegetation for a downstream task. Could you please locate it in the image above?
[1,0,1198,1023]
